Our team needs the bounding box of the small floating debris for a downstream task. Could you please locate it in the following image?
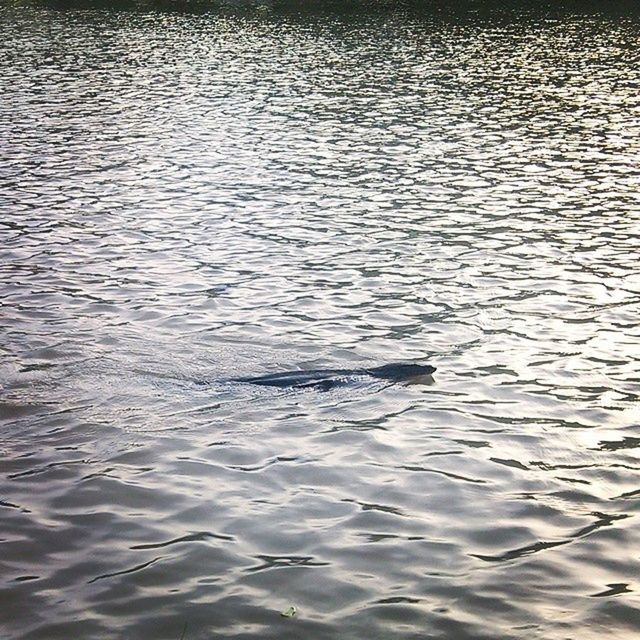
[280,605,297,618]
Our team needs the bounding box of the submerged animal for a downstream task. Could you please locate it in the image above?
[232,362,436,391]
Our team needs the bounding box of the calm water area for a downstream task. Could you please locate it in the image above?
[1,0,639,638]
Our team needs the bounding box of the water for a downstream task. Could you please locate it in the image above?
[1,1,640,638]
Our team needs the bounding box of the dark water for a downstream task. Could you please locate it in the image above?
[1,1,640,638]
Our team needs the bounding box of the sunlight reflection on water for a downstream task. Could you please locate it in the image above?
[1,2,640,639]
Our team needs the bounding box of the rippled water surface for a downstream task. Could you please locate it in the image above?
[1,1,640,638]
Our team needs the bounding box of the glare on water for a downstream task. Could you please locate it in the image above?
[1,2,640,639]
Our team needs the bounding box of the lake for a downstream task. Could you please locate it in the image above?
[1,1,639,638]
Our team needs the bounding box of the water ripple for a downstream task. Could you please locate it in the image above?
[1,2,640,639]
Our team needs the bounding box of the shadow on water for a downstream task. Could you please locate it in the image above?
[12,0,640,17]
